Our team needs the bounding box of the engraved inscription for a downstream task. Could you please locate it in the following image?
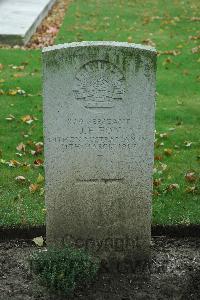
[73,60,125,110]
[47,118,136,151]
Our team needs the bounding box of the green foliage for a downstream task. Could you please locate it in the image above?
[29,245,99,296]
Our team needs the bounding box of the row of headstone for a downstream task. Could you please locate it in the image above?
[43,41,156,263]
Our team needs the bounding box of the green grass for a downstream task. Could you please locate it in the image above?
[0,0,200,227]
[0,50,45,226]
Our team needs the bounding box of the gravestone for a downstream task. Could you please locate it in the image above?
[0,0,57,45]
[43,41,156,262]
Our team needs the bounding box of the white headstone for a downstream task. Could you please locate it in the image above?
[43,41,156,263]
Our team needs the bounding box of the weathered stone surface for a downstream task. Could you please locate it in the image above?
[43,41,156,261]
[0,0,56,45]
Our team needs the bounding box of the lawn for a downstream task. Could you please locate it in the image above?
[0,0,199,227]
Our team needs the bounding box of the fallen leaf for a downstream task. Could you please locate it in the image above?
[159,162,168,171]
[35,142,43,155]
[34,159,43,166]
[8,89,17,96]
[127,36,133,43]
[47,26,58,34]
[40,188,45,196]
[159,50,181,56]
[21,115,34,124]
[5,114,15,121]
[185,171,197,183]
[29,183,40,193]
[10,65,25,70]
[16,152,23,157]
[164,148,173,156]
[189,35,200,40]
[16,142,26,152]
[32,236,44,247]
[184,141,193,147]
[185,186,197,194]
[155,155,163,161]
[159,133,168,138]
[31,150,36,156]
[13,73,25,78]
[153,178,162,187]
[0,64,3,70]
[8,87,26,96]
[191,45,200,54]
[190,17,200,21]
[142,39,156,47]
[167,183,180,191]
[8,160,21,167]
[15,176,26,182]
[37,173,44,184]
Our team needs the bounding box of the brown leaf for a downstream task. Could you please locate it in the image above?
[185,171,197,183]
[153,178,162,187]
[155,155,163,161]
[35,142,43,154]
[8,160,21,167]
[13,73,25,78]
[29,183,40,193]
[164,148,173,156]
[191,45,200,54]
[159,50,181,56]
[185,186,197,194]
[11,65,25,70]
[167,183,180,191]
[16,142,26,152]
[189,35,200,40]
[21,115,34,124]
[34,159,43,166]
[190,17,200,22]
[142,39,156,47]
[0,64,3,70]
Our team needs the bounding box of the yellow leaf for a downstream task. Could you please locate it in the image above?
[21,115,34,124]
[37,173,44,184]
[127,36,133,43]
[32,236,44,247]
[8,89,18,96]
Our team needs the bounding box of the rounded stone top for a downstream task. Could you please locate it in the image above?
[42,41,157,54]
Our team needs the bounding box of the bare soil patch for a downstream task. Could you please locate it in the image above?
[0,237,200,299]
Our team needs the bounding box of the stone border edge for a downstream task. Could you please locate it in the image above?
[0,225,199,241]
[42,41,157,54]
